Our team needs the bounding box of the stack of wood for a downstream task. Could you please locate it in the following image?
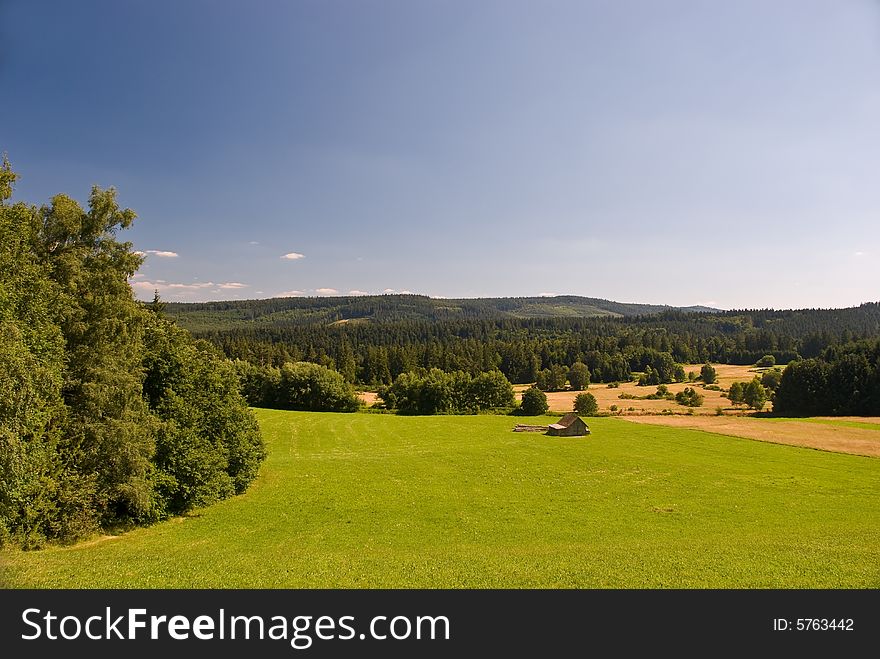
[512,424,548,433]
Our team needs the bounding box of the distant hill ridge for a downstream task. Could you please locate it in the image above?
[165,294,717,332]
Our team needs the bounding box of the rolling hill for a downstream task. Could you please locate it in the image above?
[165,294,716,332]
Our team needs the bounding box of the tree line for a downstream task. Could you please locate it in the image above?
[774,340,880,415]
[0,160,265,547]
[183,304,880,389]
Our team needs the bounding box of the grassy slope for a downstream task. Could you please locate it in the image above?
[2,411,879,588]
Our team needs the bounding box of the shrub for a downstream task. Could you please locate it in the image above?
[520,386,548,415]
[279,362,361,412]
[573,392,598,416]
[756,355,776,368]
[675,387,704,407]
[700,364,717,384]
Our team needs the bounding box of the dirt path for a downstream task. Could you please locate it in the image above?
[623,415,880,458]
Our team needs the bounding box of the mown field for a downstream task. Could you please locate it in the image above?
[2,410,879,588]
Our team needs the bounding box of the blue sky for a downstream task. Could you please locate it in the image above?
[2,1,878,309]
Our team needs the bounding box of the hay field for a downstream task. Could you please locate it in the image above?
[624,415,880,458]
[514,364,764,416]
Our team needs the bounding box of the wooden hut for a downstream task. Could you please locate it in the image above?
[547,413,590,437]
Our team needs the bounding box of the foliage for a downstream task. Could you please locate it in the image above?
[700,363,717,384]
[567,362,590,391]
[743,378,768,411]
[279,362,361,412]
[380,369,514,415]
[728,382,745,406]
[573,392,598,415]
[520,387,549,416]
[675,387,704,407]
[757,354,776,367]
[0,160,264,546]
[760,367,783,391]
[536,364,569,392]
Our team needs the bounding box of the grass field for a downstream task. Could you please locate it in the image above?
[2,410,879,588]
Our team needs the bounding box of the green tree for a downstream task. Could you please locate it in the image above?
[700,363,717,384]
[756,354,776,367]
[728,382,744,406]
[520,386,548,416]
[278,362,361,412]
[573,392,598,415]
[760,367,783,391]
[675,387,704,407]
[567,362,590,391]
[743,378,767,411]
[773,359,830,416]
[467,370,516,410]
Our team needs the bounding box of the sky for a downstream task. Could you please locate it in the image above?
[2,0,879,309]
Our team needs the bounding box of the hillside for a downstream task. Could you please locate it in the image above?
[165,294,715,332]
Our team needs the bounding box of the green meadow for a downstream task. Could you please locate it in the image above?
[2,410,879,588]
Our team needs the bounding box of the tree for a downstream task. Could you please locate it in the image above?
[548,364,568,391]
[743,378,767,411]
[760,367,783,391]
[0,159,266,546]
[756,354,776,367]
[773,359,830,416]
[728,382,744,406]
[535,369,551,392]
[673,364,686,382]
[567,362,590,391]
[520,386,548,416]
[279,362,361,412]
[467,370,516,410]
[573,392,598,415]
[675,387,704,407]
[700,364,717,384]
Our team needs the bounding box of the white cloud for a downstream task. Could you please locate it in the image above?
[399,290,413,295]
[249,241,260,246]
[219,282,248,290]
[278,290,305,297]
[131,273,145,279]
[854,251,865,257]
[348,290,369,295]
[130,280,214,293]
[136,249,179,258]
[538,292,556,297]
[281,252,305,260]
[316,288,338,295]
[383,288,395,294]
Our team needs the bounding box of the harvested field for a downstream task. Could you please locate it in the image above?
[514,364,766,416]
[623,415,880,458]
[358,391,379,406]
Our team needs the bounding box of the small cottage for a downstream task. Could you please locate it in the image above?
[547,413,590,437]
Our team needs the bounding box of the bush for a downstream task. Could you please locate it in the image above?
[728,382,745,406]
[760,368,783,391]
[573,392,598,416]
[700,364,717,384]
[381,369,514,414]
[520,386,548,415]
[756,354,776,367]
[675,387,704,407]
[743,377,768,411]
[279,362,361,412]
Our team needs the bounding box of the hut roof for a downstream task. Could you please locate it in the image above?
[554,413,582,428]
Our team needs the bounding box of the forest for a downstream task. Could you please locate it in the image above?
[0,160,265,547]
[171,296,880,388]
